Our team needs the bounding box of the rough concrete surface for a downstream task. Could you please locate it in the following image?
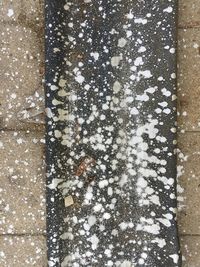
[0,0,199,266]
[177,28,200,131]
[178,133,200,235]
[0,131,46,235]
[0,235,47,267]
[178,0,200,27]
[178,1,200,266]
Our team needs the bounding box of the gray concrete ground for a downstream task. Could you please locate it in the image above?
[0,1,200,266]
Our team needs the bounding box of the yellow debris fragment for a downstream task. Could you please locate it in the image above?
[64,195,74,207]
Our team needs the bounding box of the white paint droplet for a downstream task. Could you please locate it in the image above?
[7,9,14,17]
[163,6,173,13]
[113,81,121,93]
[118,38,127,48]
[64,4,70,10]
[75,74,85,84]
[111,56,122,67]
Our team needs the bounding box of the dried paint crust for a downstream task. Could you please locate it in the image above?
[45,0,180,266]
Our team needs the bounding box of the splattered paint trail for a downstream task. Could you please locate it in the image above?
[45,1,180,266]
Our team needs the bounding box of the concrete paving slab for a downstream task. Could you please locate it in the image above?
[177,132,200,235]
[179,0,200,28]
[0,235,47,267]
[0,24,44,131]
[177,28,200,131]
[0,131,46,234]
[0,0,44,31]
[181,235,200,267]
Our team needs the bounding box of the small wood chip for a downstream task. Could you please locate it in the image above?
[64,195,74,207]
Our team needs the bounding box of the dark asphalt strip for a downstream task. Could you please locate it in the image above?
[45,1,181,266]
